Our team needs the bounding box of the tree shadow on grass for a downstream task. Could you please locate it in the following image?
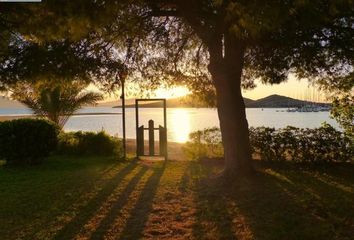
[178,162,192,194]
[261,162,354,239]
[54,159,138,240]
[191,160,354,240]
[89,166,148,239]
[119,162,166,239]
[191,160,237,240]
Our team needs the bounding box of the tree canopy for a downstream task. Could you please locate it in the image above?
[0,37,126,91]
[0,0,353,175]
[1,1,353,93]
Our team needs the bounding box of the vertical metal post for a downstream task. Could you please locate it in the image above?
[159,125,167,157]
[137,125,144,156]
[121,79,126,160]
[148,120,155,156]
[135,99,139,159]
[163,99,168,161]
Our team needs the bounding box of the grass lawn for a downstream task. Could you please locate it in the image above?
[0,156,353,240]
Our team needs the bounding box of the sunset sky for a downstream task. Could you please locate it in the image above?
[95,74,325,103]
[242,75,322,101]
[139,76,322,101]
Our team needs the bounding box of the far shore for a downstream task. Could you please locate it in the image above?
[0,112,122,122]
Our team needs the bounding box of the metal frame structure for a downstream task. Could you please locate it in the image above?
[135,99,168,160]
[120,78,126,159]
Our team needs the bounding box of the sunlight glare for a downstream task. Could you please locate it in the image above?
[154,87,190,99]
[169,109,191,143]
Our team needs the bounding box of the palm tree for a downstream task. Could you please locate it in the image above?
[11,81,103,129]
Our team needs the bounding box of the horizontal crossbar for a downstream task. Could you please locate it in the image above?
[138,155,167,157]
[141,128,164,130]
[136,99,166,102]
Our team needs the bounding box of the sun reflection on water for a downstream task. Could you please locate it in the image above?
[169,109,191,143]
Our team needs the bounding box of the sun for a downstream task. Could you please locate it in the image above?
[154,86,191,99]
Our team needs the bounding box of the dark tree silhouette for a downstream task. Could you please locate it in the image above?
[0,0,353,177]
[11,81,103,129]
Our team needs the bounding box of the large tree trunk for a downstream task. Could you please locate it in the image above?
[179,5,253,177]
[208,34,253,178]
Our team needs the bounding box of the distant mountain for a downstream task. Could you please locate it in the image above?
[114,96,255,108]
[112,94,328,108]
[114,97,192,108]
[2,93,328,109]
[247,94,329,108]
[244,98,256,106]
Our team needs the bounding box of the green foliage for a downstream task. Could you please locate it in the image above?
[0,119,59,165]
[2,1,352,98]
[57,131,123,158]
[1,1,353,169]
[183,127,223,159]
[184,124,353,163]
[331,94,354,138]
[0,37,124,90]
[11,81,103,128]
[250,123,353,163]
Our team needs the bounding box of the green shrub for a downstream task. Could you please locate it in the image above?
[0,118,59,165]
[184,124,354,163]
[56,132,79,155]
[250,123,353,163]
[57,131,123,157]
[249,127,277,161]
[183,127,223,160]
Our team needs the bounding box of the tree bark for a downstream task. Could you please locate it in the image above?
[208,33,253,178]
[176,3,253,177]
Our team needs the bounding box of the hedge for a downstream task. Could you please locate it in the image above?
[0,119,59,165]
[57,131,123,157]
[183,123,353,163]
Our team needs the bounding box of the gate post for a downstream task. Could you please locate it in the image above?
[159,125,167,159]
[148,120,155,156]
[137,125,144,156]
[135,99,139,158]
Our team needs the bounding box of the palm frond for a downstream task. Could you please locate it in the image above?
[11,81,103,129]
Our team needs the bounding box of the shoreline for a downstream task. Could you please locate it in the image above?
[125,139,186,161]
[0,113,122,122]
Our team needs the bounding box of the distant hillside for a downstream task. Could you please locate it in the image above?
[113,94,328,108]
[244,98,256,106]
[115,96,254,108]
[247,94,329,108]
[2,94,328,109]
